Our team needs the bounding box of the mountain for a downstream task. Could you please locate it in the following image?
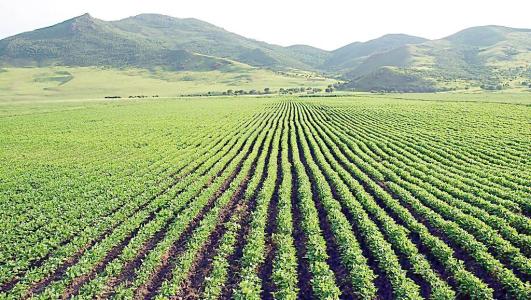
[0,13,324,71]
[1,14,529,93]
[285,44,330,68]
[341,66,438,92]
[340,26,531,92]
[111,14,325,69]
[0,13,238,71]
[323,34,428,73]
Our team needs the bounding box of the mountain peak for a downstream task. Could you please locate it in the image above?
[443,25,525,47]
[71,13,94,22]
[68,13,98,33]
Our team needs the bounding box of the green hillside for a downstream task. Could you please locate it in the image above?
[0,13,325,71]
[341,66,437,92]
[323,34,428,73]
[113,14,327,70]
[0,14,237,71]
[0,14,529,94]
[339,26,531,92]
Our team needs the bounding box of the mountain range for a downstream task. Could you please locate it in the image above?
[1,13,530,92]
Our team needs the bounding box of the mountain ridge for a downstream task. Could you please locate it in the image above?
[1,13,529,92]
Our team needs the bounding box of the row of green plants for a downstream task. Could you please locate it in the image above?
[303,101,530,299]
[158,109,283,298]
[301,102,495,299]
[75,111,278,299]
[328,104,530,215]
[294,104,418,300]
[288,105,341,299]
[200,108,282,299]
[298,103,457,300]
[0,104,262,287]
[202,112,270,299]
[335,104,529,195]
[270,107,299,300]
[320,108,530,265]
[2,112,256,297]
[3,103,277,298]
[232,106,285,299]
[323,105,530,238]
[109,106,281,299]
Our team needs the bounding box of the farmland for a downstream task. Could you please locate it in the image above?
[0,95,530,300]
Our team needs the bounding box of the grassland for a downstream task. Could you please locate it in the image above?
[0,66,334,102]
[0,95,529,299]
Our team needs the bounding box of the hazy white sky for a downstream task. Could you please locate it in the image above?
[1,0,530,50]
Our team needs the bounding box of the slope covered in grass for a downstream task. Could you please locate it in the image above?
[0,66,334,101]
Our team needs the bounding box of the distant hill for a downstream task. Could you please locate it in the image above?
[340,26,531,92]
[285,44,330,69]
[1,15,529,92]
[0,14,239,71]
[322,34,428,73]
[0,13,322,71]
[340,67,437,92]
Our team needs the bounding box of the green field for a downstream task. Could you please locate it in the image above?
[0,67,335,102]
[362,91,531,105]
[1,95,529,299]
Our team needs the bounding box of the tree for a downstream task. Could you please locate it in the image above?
[264,87,271,94]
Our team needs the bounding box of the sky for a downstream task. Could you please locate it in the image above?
[1,0,530,50]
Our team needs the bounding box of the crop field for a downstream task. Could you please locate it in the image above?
[0,96,530,300]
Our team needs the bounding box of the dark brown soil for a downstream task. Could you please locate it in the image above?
[219,121,277,300]
[287,119,312,300]
[293,119,359,299]
[176,189,247,298]
[134,160,246,300]
[259,126,283,300]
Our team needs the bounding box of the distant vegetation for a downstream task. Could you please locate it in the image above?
[339,67,438,93]
[0,67,336,101]
[0,14,529,94]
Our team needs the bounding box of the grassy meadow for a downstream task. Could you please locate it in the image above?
[0,66,335,102]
